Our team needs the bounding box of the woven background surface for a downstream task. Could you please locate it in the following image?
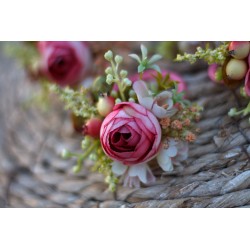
[1,44,250,208]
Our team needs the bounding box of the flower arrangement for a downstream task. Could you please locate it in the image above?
[176,41,250,121]
[55,44,202,190]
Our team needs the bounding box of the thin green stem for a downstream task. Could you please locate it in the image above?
[111,60,126,101]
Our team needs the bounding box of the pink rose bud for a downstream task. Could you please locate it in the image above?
[97,96,115,117]
[229,41,250,60]
[208,64,224,84]
[100,102,161,165]
[83,117,103,138]
[38,41,92,87]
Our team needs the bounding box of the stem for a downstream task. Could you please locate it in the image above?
[81,140,99,160]
[111,60,126,101]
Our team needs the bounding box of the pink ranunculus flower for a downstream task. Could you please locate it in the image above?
[100,102,162,166]
[38,41,92,87]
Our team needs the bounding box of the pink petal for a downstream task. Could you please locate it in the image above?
[245,69,250,97]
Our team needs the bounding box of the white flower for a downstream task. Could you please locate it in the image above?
[156,139,189,172]
[133,80,177,118]
[111,161,156,188]
[156,139,178,171]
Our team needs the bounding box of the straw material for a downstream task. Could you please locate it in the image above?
[1,46,250,208]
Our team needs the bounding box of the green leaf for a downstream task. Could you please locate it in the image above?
[141,44,148,60]
[129,53,141,63]
[149,64,161,73]
[138,64,146,73]
[148,54,162,64]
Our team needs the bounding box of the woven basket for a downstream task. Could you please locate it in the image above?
[1,45,250,208]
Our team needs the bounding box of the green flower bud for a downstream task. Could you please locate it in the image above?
[129,98,135,102]
[89,153,97,161]
[115,55,123,64]
[129,89,136,97]
[228,108,237,117]
[61,149,71,159]
[73,165,81,173]
[105,67,113,74]
[111,90,118,98]
[120,70,128,78]
[106,74,114,85]
[123,78,132,86]
[104,50,113,61]
[115,98,122,104]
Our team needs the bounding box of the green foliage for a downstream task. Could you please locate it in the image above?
[129,44,162,73]
[175,42,229,65]
[104,50,131,102]
[49,84,97,118]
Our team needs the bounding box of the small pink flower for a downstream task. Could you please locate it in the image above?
[100,102,161,166]
[38,41,92,87]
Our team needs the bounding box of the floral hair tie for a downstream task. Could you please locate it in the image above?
[57,44,202,191]
[56,45,201,191]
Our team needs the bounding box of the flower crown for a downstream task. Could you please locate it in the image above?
[52,44,202,190]
[176,41,250,121]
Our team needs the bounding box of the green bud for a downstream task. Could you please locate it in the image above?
[115,98,122,104]
[228,108,237,117]
[115,55,123,64]
[89,153,97,161]
[111,90,118,98]
[104,50,113,61]
[73,165,81,173]
[123,78,132,86]
[81,137,90,149]
[106,74,113,85]
[120,70,128,78]
[129,98,135,102]
[129,89,135,97]
[61,149,71,159]
[105,67,113,74]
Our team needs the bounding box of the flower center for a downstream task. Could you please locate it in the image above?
[113,132,131,143]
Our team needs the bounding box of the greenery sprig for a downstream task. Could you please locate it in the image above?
[175,42,229,65]
[129,44,162,73]
[49,85,97,118]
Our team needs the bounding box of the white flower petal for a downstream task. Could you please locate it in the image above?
[128,164,147,183]
[151,104,168,118]
[166,146,178,157]
[133,80,150,99]
[111,161,127,176]
[157,151,174,171]
[140,97,154,110]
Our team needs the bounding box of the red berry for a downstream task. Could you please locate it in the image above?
[83,118,103,138]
